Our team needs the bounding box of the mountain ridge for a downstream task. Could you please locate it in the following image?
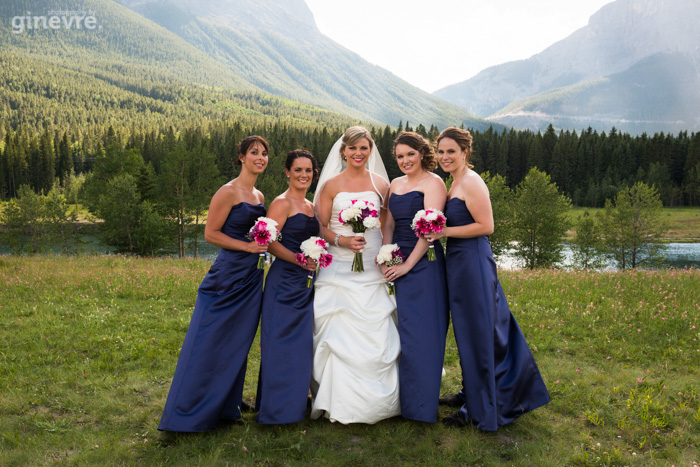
[113,0,495,130]
[434,0,700,134]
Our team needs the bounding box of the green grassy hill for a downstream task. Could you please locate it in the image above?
[114,0,496,130]
[0,0,366,136]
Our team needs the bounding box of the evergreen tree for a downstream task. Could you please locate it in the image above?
[570,211,606,269]
[481,171,514,260]
[159,144,191,258]
[96,174,169,255]
[56,132,72,186]
[187,144,223,258]
[512,168,571,269]
[44,185,81,254]
[1,185,45,253]
[598,182,668,269]
[645,162,673,205]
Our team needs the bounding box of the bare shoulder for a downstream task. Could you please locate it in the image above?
[389,175,406,193]
[424,173,448,192]
[464,170,489,196]
[320,175,342,198]
[212,182,239,205]
[253,187,265,204]
[269,194,292,211]
[372,171,390,192]
[267,195,292,218]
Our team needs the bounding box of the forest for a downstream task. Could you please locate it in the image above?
[2,119,699,207]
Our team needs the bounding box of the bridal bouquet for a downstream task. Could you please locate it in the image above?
[339,199,380,272]
[295,237,333,288]
[375,244,405,295]
[247,217,280,269]
[411,209,446,261]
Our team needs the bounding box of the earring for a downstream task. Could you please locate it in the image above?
[341,155,347,161]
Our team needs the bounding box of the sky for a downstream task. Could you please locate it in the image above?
[304,0,614,93]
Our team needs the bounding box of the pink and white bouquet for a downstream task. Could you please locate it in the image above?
[411,209,446,261]
[375,244,405,295]
[338,199,380,272]
[295,236,333,288]
[247,217,280,269]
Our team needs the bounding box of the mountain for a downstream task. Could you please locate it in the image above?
[1,0,254,91]
[113,0,493,130]
[434,0,700,135]
[0,0,361,134]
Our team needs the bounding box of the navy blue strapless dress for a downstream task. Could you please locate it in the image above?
[158,202,265,432]
[256,213,320,424]
[389,192,449,423]
[444,197,550,431]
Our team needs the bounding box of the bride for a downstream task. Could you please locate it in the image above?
[310,126,401,424]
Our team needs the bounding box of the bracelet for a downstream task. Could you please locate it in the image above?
[334,233,342,247]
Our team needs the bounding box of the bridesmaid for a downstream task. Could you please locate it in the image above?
[428,127,550,431]
[158,136,270,432]
[380,131,449,423]
[256,150,320,424]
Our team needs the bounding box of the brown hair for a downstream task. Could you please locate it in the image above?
[285,149,319,181]
[236,135,270,166]
[339,126,374,159]
[393,131,437,172]
[437,127,474,169]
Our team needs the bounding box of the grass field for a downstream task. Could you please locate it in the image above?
[1,256,699,466]
[568,206,700,241]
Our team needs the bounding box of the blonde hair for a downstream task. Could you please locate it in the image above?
[339,126,375,158]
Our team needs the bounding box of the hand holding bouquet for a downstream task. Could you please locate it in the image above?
[338,199,380,272]
[411,209,446,261]
[295,237,333,287]
[375,244,405,295]
[247,217,280,269]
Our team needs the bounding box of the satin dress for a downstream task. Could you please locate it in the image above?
[389,191,449,422]
[256,213,320,424]
[444,197,550,431]
[158,202,265,432]
[311,191,401,424]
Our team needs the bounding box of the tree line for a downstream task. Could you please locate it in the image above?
[3,121,700,206]
[0,120,680,267]
[481,170,667,270]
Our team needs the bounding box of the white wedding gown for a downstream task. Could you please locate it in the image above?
[311,191,401,424]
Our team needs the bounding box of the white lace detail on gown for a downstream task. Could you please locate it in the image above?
[310,191,401,424]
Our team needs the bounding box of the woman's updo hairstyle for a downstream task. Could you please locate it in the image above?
[339,126,375,160]
[436,127,473,169]
[285,149,319,181]
[236,135,270,166]
[393,131,438,172]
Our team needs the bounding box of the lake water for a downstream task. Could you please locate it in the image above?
[177,240,700,270]
[494,243,700,270]
[3,235,700,270]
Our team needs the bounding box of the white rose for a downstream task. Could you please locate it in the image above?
[340,207,357,222]
[301,237,326,259]
[363,216,380,229]
[376,250,391,264]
